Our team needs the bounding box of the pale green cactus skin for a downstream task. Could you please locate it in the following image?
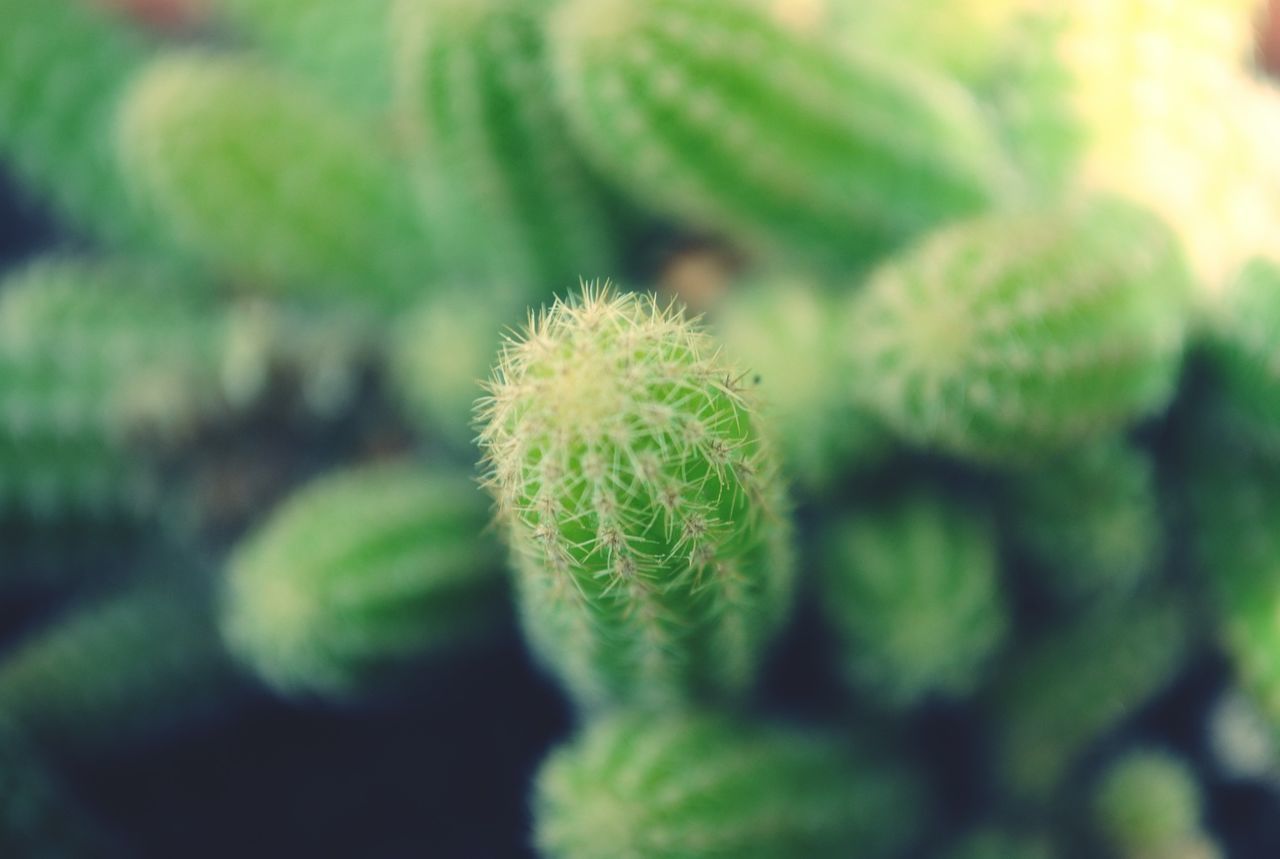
[1206,257,1280,455]
[392,0,623,290]
[221,462,506,700]
[845,197,1192,463]
[943,828,1054,859]
[217,0,395,111]
[989,595,1192,801]
[713,278,888,491]
[1092,749,1218,859]
[0,582,244,759]
[115,52,437,301]
[0,0,156,250]
[1001,439,1161,606]
[548,0,1015,271]
[478,288,794,711]
[820,487,1007,709]
[533,712,923,859]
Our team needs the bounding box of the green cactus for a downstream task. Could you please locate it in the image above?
[845,197,1192,463]
[1205,257,1280,455]
[1091,749,1215,859]
[1001,439,1161,606]
[819,487,1007,709]
[391,0,623,290]
[989,594,1193,801]
[533,711,923,859]
[115,51,438,301]
[942,828,1054,859]
[0,0,158,250]
[548,0,1016,271]
[713,278,888,491]
[221,462,507,700]
[478,286,794,711]
[0,580,244,759]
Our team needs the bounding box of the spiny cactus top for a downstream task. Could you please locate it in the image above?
[820,487,1007,709]
[1205,257,1280,455]
[221,462,507,700]
[533,712,923,859]
[1092,749,1213,859]
[115,51,436,301]
[478,286,793,711]
[392,0,623,290]
[845,196,1192,464]
[549,0,1016,271]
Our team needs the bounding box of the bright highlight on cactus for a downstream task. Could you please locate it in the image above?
[478,286,793,710]
[845,197,1192,463]
[820,487,1007,709]
[392,0,622,290]
[1001,439,1161,606]
[533,712,922,859]
[221,462,506,700]
[115,51,436,301]
[549,0,1015,271]
[1092,749,1217,859]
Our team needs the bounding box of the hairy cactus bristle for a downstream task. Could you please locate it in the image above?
[989,594,1192,801]
[478,286,794,710]
[533,711,923,859]
[392,0,623,290]
[1092,749,1217,859]
[845,197,1192,463]
[221,462,507,700]
[1001,438,1161,606]
[1205,257,1280,455]
[0,581,244,759]
[115,52,437,300]
[548,0,1016,271]
[819,486,1007,709]
[942,828,1054,859]
[714,278,888,491]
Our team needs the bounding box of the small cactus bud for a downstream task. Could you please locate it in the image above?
[221,462,507,700]
[115,51,437,301]
[819,486,1007,709]
[548,0,1015,271]
[478,286,794,711]
[533,711,923,859]
[845,197,1192,463]
[391,0,624,290]
[1092,749,1216,859]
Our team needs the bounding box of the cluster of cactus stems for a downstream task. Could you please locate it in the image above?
[1,0,1280,855]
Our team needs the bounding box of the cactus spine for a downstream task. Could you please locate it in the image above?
[845,197,1192,463]
[478,287,793,711]
[115,52,437,301]
[533,712,922,859]
[819,487,1007,709]
[549,0,1015,270]
[221,462,507,700]
[392,0,622,290]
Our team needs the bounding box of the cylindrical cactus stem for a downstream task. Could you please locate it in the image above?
[533,712,924,859]
[818,486,1008,710]
[987,593,1193,803]
[220,461,508,700]
[391,0,624,291]
[548,0,1016,272]
[0,579,246,760]
[713,277,888,492]
[1091,749,1220,859]
[999,438,1162,607]
[844,196,1193,464]
[1205,257,1280,455]
[0,0,160,250]
[114,51,438,302]
[478,286,794,711]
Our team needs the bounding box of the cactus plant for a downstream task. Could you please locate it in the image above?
[845,197,1192,463]
[1001,439,1161,606]
[533,711,923,859]
[713,277,888,491]
[478,286,794,711]
[221,462,507,700]
[819,487,1007,709]
[943,828,1053,859]
[1205,257,1280,455]
[548,0,1016,271]
[1092,749,1217,859]
[391,0,623,290]
[115,51,438,301]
